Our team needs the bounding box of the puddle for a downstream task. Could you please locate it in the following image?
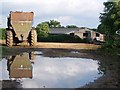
[0,51,102,88]
[70,51,80,54]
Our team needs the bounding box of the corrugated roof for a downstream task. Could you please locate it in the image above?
[49,28,103,34]
[49,28,79,34]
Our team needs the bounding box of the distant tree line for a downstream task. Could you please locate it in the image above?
[43,19,78,28]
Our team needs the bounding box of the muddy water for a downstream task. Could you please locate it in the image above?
[0,51,103,88]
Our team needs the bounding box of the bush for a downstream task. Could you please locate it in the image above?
[36,23,49,38]
[0,28,6,40]
[99,35,120,56]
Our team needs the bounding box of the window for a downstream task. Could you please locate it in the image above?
[96,33,100,37]
[70,33,74,36]
[83,33,88,37]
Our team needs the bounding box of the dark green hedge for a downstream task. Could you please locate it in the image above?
[38,34,87,43]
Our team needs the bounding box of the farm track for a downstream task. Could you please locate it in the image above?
[1,40,100,50]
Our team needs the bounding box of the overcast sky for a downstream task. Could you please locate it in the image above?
[0,0,107,28]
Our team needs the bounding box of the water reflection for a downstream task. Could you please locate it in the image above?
[1,51,102,88]
[7,53,33,79]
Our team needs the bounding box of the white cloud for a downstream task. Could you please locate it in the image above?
[2,0,103,16]
[0,16,2,26]
[54,16,72,26]
[0,1,2,26]
[1,0,107,28]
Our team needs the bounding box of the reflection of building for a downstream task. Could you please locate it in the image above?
[7,53,34,79]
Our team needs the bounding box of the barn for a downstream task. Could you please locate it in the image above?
[49,28,105,42]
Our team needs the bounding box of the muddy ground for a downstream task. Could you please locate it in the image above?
[1,42,120,89]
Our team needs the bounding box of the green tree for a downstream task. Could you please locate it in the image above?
[44,20,66,28]
[49,20,61,28]
[98,0,120,54]
[44,20,63,28]
[98,1,120,35]
[36,22,49,38]
[66,25,78,28]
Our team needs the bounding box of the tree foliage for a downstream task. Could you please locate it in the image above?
[66,25,78,28]
[44,19,80,28]
[98,1,120,35]
[36,22,49,38]
[98,0,120,54]
[44,20,64,28]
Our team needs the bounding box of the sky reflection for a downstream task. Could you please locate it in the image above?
[1,52,101,88]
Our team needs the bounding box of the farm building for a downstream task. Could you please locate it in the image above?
[74,28,104,42]
[49,28,105,42]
